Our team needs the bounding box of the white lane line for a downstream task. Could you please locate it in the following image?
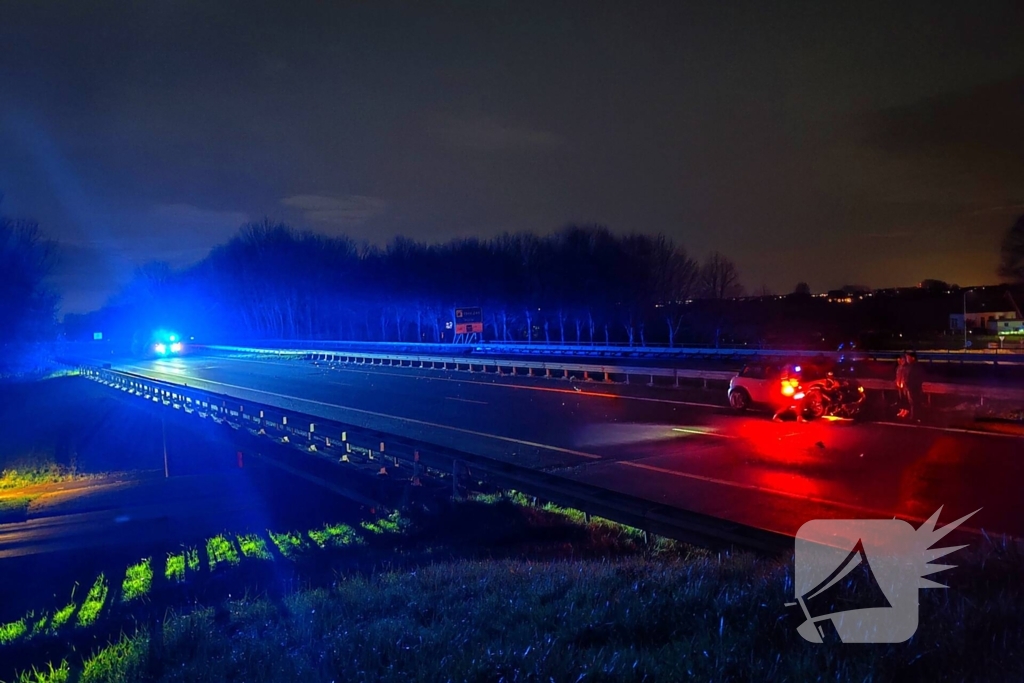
[874,420,1024,439]
[118,367,603,461]
[315,363,726,409]
[671,427,738,439]
[614,460,988,535]
[445,396,488,405]
[128,359,1024,441]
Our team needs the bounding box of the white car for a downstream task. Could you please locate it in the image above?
[727,362,802,411]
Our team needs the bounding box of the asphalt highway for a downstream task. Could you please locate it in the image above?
[99,353,1024,540]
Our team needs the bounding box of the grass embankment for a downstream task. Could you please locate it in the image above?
[0,496,35,523]
[0,376,166,494]
[3,496,1022,682]
[18,543,1024,683]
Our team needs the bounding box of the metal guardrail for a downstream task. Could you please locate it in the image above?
[216,338,1024,364]
[82,366,792,553]
[206,344,1024,404]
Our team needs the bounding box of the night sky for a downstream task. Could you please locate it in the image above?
[2,0,1022,314]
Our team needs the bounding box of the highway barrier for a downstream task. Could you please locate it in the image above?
[81,366,792,553]
[206,339,1024,365]
[204,344,1024,405]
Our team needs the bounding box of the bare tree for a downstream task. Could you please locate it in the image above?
[999,214,1024,283]
[698,252,744,299]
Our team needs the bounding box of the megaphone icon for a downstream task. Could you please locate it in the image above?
[795,539,892,642]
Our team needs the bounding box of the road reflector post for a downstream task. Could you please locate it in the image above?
[452,459,463,500]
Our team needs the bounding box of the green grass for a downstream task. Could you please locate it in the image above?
[49,602,76,633]
[29,612,48,637]
[79,635,147,683]
[76,575,108,628]
[37,544,1024,683]
[268,530,309,559]
[121,558,153,602]
[206,535,240,570]
[164,548,199,583]
[359,511,408,536]
[307,522,365,548]
[0,466,77,490]
[236,534,273,561]
[0,618,27,645]
[164,553,185,583]
[8,661,70,683]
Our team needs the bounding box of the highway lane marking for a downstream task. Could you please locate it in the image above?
[445,396,489,405]
[324,367,1024,439]
[116,366,604,461]
[129,359,1024,441]
[874,420,1024,439]
[610,456,987,536]
[300,362,728,409]
[672,427,737,439]
[238,359,1024,440]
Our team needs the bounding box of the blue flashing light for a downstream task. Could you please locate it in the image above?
[154,343,168,354]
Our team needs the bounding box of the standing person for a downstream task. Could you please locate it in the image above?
[895,354,909,418]
[904,351,924,421]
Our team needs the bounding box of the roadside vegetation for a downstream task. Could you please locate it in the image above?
[1,494,1021,682]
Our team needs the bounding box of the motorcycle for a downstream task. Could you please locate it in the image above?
[799,372,866,420]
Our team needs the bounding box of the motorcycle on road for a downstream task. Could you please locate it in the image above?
[799,373,866,420]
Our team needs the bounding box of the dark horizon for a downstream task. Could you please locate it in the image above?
[2,0,1023,314]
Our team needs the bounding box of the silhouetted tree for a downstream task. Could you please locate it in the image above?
[698,252,744,299]
[793,282,811,296]
[999,214,1024,283]
[0,197,58,342]
[919,279,950,292]
[88,221,748,347]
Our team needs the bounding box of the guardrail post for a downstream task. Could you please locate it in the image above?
[412,450,422,486]
[452,459,463,499]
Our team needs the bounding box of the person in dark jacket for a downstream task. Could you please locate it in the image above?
[895,354,909,418]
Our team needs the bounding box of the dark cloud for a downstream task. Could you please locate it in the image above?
[3,0,1024,311]
[865,76,1024,179]
[281,195,386,227]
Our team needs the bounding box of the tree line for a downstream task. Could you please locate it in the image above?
[0,197,58,342]
[85,221,746,346]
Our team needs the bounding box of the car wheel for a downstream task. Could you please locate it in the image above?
[729,389,750,411]
[801,390,826,420]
